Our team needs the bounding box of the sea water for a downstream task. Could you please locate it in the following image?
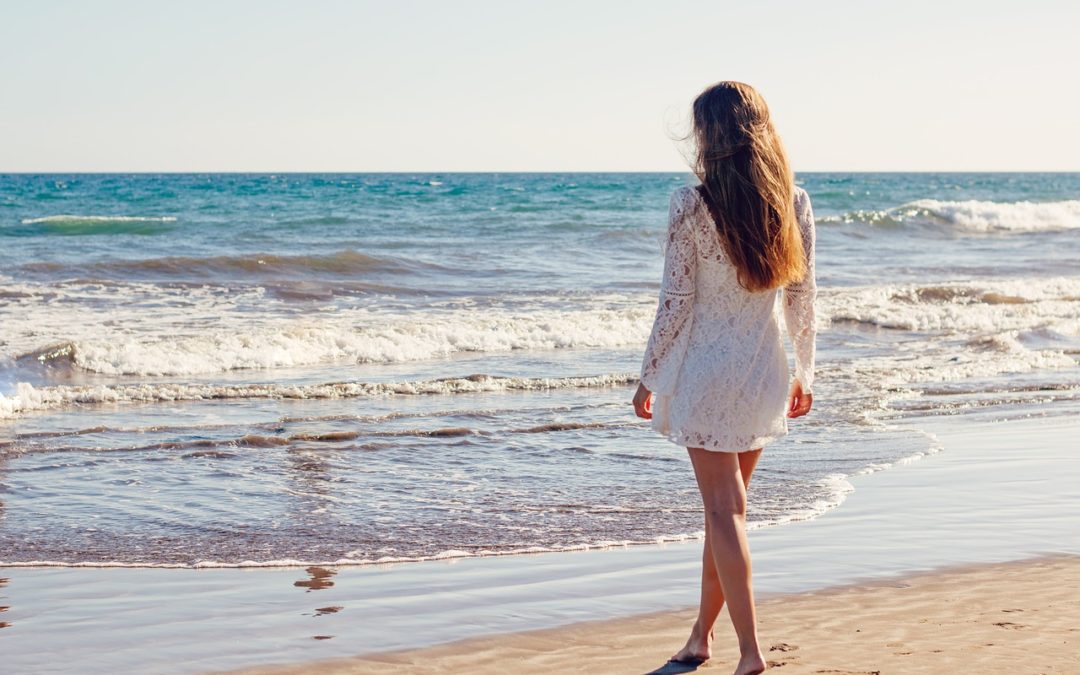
[1,172,1077,566]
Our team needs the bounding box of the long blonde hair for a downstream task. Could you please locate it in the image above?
[690,81,805,291]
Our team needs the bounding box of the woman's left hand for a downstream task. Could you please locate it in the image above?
[786,379,813,418]
[632,382,653,419]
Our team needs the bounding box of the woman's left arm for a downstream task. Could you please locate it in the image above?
[783,189,817,417]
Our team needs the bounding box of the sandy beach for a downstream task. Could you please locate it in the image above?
[241,554,1080,674]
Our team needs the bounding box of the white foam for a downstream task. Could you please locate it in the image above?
[794,277,1080,388]
[857,341,1074,387]
[68,306,653,376]
[0,373,639,419]
[851,429,944,475]
[0,537,682,569]
[818,276,1080,333]
[20,214,178,224]
[16,276,1076,379]
[747,474,856,531]
[0,280,656,376]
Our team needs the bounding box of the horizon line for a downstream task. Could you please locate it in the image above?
[2,169,1079,175]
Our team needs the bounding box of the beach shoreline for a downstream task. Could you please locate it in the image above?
[230,402,1080,674]
[236,553,1080,674]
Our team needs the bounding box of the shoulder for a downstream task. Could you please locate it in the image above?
[793,185,813,217]
[792,184,808,207]
[669,185,703,218]
[662,186,702,242]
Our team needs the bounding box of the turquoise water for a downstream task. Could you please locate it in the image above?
[1,173,1078,566]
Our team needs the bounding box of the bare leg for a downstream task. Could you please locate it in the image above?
[687,447,765,675]
[670,528,722,661]
[672,449,762,663]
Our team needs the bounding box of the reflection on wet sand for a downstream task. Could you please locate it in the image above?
[293,566,336,591]
[0,576,9,629]
[293,567,341,641]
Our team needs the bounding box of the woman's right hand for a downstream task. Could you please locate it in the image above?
[632,382,653,419]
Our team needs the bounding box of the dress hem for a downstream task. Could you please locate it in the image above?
[655,430,785,454]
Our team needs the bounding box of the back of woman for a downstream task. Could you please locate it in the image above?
[631,81,817,675]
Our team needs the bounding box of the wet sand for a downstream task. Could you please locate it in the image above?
[239,554,1080,674]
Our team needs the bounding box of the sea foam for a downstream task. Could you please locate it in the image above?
[818,276,1080,333]
[52,307,655,376]
[3,278,1077,417]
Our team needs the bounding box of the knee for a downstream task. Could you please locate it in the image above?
[704,494,747,522]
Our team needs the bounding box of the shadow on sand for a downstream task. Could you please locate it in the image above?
[645,657,708,674]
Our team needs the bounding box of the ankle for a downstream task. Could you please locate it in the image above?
[737,638,761,656]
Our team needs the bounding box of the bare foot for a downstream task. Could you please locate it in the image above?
[733,650,766,675]
[670,622,713,663]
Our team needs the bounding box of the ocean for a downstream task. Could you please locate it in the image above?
[1,172,1078,568]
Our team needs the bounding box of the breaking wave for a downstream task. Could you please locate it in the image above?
[821,199,1080,233]
[12,305,654,376]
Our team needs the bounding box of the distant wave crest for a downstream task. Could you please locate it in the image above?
[15,214,178,235]
[821,199,1080,233]
[21,249,433,279]
[21,215,179,225]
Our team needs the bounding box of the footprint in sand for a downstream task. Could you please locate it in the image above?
[766,643,801,667]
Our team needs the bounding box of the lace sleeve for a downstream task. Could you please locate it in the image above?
[640,188,697,396]
[783,188,818,394]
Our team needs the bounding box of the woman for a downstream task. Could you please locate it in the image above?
[632,81,817,675]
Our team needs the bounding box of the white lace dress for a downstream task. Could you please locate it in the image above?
[639,185,817,452]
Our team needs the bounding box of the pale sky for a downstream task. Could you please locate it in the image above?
[1,1,1077,172]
